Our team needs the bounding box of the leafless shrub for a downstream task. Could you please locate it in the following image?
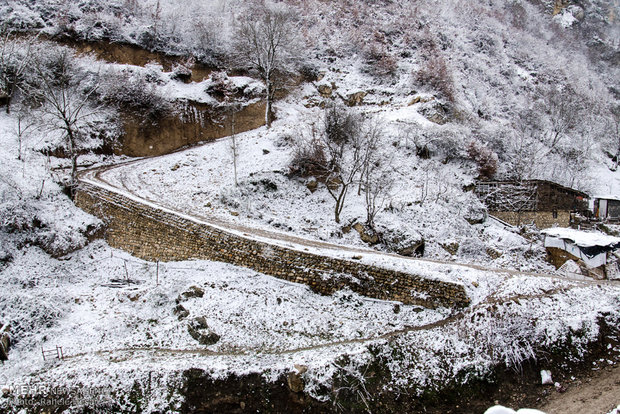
[288,134,329,180]
[467,140,498,179]
[100,71,171,123]
[415,55,455,103]
[460,305,539,373]
[364,36,397,78]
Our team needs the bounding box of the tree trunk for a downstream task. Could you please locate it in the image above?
[4,83,13,114]
[334,202,341,224]
[67,129,78,197]
[265,78,272,128]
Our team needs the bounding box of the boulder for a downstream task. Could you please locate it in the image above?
[440,241,459,256]
[317,83,332,98]
[0,324,9,361]
[187,317,220,346]
[382,228,425,257]
[419,100,452,124]
[173,304,189,320]
[305,178,318,193]
[287,365,307,393]
[353,223,381,245]
[181,285,204,299]
[345,91,366,107]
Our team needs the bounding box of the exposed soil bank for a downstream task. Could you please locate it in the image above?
[174,317,619,414]
[120,100,266,157]
[34,37,267,157]
[63,38,213,82]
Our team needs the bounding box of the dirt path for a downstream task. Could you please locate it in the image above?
[61,288,571,361]
[538,363,620,414]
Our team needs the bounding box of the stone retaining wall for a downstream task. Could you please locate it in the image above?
[75,182,470,308]
[491,211,570,229]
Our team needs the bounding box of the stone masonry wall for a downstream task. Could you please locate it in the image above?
[75,182,470,308]
[491,211,570,229]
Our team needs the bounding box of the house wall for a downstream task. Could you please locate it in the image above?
[608,200,620,219]
[490,210,570,228]
[75,182,470,309]
[536,181,586,211]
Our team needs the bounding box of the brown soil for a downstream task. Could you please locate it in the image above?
[66,39,213,82]
[119,100,266,157]
[539,364,620,414]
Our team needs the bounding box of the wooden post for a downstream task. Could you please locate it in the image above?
[156,261,159,286]
[0,324,9,362]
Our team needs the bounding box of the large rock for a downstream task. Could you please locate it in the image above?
[419,100,452,124]
[382,228,425,257]
[0,324,10,361]
[317,83,333,98]
[353,223,381,245]
[344,91,366,106]
[180,285,204,299]
[287,365,308,393]
[187,317,220,346]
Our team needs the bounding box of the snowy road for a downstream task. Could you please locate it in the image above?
[78,156,618,289]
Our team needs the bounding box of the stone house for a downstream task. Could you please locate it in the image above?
[542,228,620,280]
[593,195,620,221]
[475,180,588,228]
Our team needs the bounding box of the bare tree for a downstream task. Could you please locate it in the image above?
[212,71,241,186]
[14,104,35,161]
[320,105,365,224]
[234,3,297,128]
[359,120,393,228]
[536,85,583,151]
[30,47,101,194]
[607,105,620,171]
[0,27,37,114]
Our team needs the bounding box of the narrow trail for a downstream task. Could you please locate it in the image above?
[61,285,577,361]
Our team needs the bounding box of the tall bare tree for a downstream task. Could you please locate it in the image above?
[31,47,101,194]
[319,105,365,224]
[235,3,297,128]
[359,120,393,228]
[0,27,37,114]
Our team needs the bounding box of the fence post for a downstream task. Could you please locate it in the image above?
[156,261,159,286]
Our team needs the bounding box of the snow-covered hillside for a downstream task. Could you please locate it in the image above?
[1,0,620,412]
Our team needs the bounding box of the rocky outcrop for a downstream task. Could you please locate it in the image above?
[187,317,220,346]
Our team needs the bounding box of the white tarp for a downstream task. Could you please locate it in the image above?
[541,228,620,248]
[544,235,608,268]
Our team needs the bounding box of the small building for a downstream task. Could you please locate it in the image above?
[475,180,588,228]
[542,228,620,280]
[593,195,620,221]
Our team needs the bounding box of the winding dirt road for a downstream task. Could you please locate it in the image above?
[79,159,619,286]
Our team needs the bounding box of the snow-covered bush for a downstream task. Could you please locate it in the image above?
[288,136,328,180]
[100,68,172,123]
[415,55,455,103]
[467,140,499,179]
